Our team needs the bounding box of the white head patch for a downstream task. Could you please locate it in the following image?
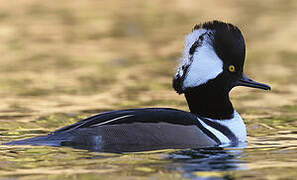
[176,29,223,90]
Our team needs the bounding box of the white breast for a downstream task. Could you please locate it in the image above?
[216,111,247,143]
[197,111,247,144]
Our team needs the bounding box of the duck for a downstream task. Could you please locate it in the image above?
[4,20,270,152]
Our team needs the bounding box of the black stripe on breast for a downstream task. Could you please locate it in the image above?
[194,118,221,144]
[198,116,238,143]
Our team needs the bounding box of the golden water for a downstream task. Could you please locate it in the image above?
[0,0,296,179]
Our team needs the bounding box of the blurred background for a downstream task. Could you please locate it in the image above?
[0,0,296,179]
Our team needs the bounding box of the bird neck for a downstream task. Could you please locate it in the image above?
[184,86,234,119]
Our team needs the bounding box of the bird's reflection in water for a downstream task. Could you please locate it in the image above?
[167,147,245,170]
[67,141,246,176]
[164,145,247,179]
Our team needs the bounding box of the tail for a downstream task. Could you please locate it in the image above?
[3,133,71,146]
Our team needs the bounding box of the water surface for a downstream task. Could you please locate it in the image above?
[0,0,297,179]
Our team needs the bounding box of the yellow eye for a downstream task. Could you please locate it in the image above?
[228,65,236,72]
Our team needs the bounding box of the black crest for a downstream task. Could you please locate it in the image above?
[194,20,246,70]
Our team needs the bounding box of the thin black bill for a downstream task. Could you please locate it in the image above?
[236,73,271,90]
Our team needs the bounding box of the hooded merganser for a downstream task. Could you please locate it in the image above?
[4,20,270,152]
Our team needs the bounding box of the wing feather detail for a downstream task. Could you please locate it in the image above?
[89,115,134,127]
